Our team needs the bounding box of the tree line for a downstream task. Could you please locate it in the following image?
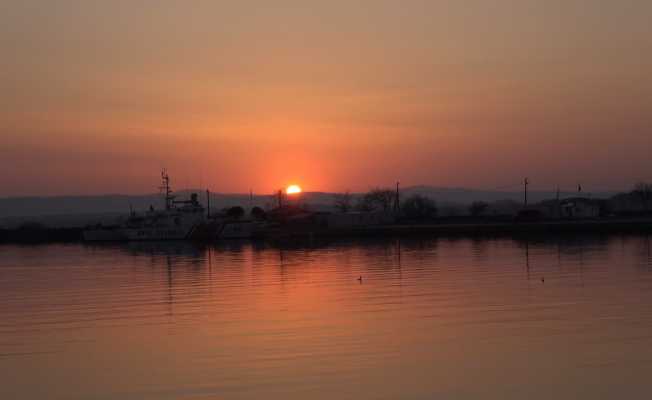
[333,187,438,219]
[333,181,652,219]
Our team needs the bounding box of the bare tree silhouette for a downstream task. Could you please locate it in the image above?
[402,194,437,219]
[225,206,245,220]
[356,188,394,212]
[633,182,652,211]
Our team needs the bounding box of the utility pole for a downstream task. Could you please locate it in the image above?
[395,181,400,213]
[556,186,560,219]
[206,189,211,218]
[524,178,529,207]
[277,189,283,208]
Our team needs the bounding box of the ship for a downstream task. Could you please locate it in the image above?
[83,170,206,241]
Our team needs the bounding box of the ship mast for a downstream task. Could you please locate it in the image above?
[159,169,175,210]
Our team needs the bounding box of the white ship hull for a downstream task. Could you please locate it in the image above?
[83,224,199,242]
[123,225,197,241]
[82,170,211,242]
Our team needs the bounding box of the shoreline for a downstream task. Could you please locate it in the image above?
[264,219,652,244]
[2,218,651,245]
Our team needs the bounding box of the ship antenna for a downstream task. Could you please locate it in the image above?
[159,168,174,210]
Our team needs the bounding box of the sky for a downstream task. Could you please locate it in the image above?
[1,0,651,196]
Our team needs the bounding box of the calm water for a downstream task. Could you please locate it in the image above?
[1,235,652,399]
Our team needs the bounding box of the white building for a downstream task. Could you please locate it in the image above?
[560,198,600,218]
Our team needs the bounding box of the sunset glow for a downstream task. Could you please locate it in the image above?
[286,185,302,195]
[1,1,652,197]
[4,2,652,400]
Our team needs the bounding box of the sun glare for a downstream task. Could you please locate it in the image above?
[286,184,302,195]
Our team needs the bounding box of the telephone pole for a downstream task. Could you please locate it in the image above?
[206,189,211,218]
[524,178,529,207]
[395,181,400,212]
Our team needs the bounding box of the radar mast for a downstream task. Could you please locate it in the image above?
[159,169,175,210]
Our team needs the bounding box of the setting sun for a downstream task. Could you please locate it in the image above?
[286,184,302,195]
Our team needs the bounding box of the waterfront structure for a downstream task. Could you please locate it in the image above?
[83,170,206,241]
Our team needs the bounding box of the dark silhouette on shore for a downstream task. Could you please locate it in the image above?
[2,181,652,244]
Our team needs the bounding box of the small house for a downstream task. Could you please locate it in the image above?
[560,197,600,219]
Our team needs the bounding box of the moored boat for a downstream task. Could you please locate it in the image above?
[83,170,206,242]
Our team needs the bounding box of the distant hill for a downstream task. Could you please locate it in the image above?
[0,186,619,228]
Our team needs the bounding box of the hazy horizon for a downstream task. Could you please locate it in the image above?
[2,1,651,196]
[0,184,623,200]
[0,185,623,225]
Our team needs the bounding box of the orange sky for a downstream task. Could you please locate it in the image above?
[2,1,652,196]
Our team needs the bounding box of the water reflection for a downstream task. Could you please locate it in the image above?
[1,235,652,399]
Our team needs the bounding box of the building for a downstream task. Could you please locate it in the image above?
[559,197,601,219]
